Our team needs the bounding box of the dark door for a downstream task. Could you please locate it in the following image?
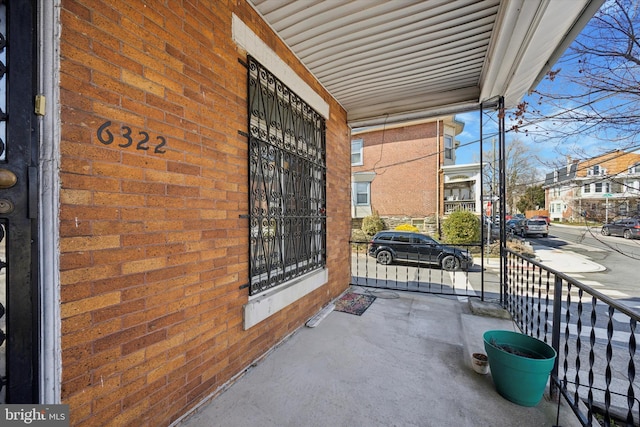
[0,0,39,403]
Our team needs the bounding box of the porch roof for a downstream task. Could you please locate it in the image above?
[247,0,603,128]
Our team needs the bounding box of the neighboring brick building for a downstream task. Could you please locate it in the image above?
[351,117,482,230]
[544,151,640,222]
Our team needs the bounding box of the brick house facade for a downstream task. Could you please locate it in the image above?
[544,151,640,222]
[351,117,478,231]
[3,1,350,426]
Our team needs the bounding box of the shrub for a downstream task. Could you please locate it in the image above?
[395,223,419,232]
[442,211,480,245]
[361,212,385,236]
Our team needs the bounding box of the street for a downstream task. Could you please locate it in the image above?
[534,223,640,304]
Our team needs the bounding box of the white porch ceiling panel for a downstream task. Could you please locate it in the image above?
[247,0,603,128]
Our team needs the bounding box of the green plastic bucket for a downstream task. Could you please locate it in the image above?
[483,330,557,407]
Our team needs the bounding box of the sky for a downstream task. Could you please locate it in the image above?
[452,109,547,167]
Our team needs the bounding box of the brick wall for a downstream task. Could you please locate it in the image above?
[59,1,350,425]
[353,122,440,218]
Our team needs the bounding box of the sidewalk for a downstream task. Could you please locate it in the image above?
[484,241,605,274]
[175,290,580,427]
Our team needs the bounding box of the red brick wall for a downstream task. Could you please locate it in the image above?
[58,1,350,425]
[353,122,440,217]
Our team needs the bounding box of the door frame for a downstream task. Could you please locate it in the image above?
[37,0,61,404]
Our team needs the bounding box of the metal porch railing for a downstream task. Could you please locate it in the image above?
[350,241,482,297]
[505,248,640,427]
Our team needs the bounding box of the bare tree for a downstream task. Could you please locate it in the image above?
[483,138,542,214]
[511,0,640,158]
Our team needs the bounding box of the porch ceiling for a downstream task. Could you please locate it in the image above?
[247,0,603,128]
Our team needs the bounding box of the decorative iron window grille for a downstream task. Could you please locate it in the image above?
[247,56,326,295]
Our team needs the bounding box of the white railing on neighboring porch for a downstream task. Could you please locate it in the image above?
[444,201,476,214]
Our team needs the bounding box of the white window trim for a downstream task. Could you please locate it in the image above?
[244,269,328,329]
[232,14,329,119]
[351,139,363,166]
[354,182,370,206]
[444,134,453,160]
[235,15,329,329]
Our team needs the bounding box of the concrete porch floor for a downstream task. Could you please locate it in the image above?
[176,288,581,427]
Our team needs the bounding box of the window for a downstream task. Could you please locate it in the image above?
[393,234,411,243]
[629,163,640,174]
[351,139,363,165]
[354,182,370,206]
[595,182,611,193]
[411,219,424,230]
[583,184,591,193]
[444,135,453,160]
[247,56,326,295]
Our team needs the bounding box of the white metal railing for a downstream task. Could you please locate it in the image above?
[444,201,476,214]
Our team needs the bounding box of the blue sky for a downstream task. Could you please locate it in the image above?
[453,109,546,167]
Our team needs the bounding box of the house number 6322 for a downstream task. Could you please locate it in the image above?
[97,121,167,154]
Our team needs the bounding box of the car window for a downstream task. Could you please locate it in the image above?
[393,235,411,243]
[528,220,546,225]
[376,234,393,241]
[413,235,434,244]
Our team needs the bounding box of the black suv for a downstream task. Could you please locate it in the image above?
[367,231,473,271]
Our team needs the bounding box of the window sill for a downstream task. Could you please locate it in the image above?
[243,268,328,329]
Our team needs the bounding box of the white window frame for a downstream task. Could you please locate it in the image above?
[595,182,603,193]
[351,139,363,166]
[354,182,370,206]
[444,135,453,160]
[233,15,330,330]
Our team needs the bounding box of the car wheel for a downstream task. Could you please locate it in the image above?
[624,230,632,239]
[601,228,610,236]
[542,234,548,238]
[441,255,460,271]
[376,250,393,265]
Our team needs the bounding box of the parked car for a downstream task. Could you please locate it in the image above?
[601,218,640,239]
[367,231,473,271]
[517,219,548,237]
[531,215,550,225]
[505,218,526,234]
